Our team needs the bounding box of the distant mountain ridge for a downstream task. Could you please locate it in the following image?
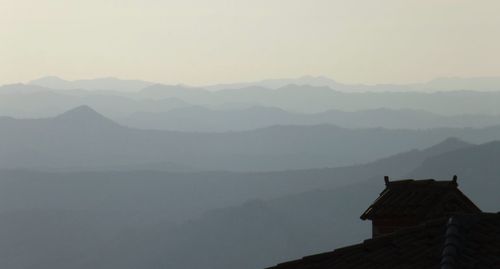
[85,139,498,269]
[0,137,473,222]
[4,82,500,117]
[205,75,500,92]
[0,84,190,118]
[27,75,500,93]
[1,74,498,269]
[0,138,493,269]
[2,105,500,172]
[119,106,500,132]
[138,83,500,114]
[56,105,117,123]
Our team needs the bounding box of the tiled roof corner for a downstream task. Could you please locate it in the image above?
[360,178,480,221]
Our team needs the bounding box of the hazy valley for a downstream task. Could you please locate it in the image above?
[0,77,499,269]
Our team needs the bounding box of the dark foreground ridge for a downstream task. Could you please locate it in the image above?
[267,177,500,269]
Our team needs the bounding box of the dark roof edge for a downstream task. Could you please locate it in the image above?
[268,215,451,269]
[440,217,463,269]
[268,212,500,269]
[360,177,473,220]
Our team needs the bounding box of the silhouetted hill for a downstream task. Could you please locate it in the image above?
[83,140,499,269]
[120,106,500,132]
[27,75,500,93]
[0,137,470,217]
[410,140,500,211]
[0,86,190,118]
[205,75,346,91]
[0,138,477,269]
[121,106,298,131]
[206,76,500,92]
[2,106,500,171]
[141,84,500,114]
[55,105,120,126]
[419,137,472,155]
[140,84,211,101]
[4,83,500,118]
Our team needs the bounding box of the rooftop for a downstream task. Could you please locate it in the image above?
[267,213,500,269]
[360,177,481,221]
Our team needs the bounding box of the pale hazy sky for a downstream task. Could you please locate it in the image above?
[1,0,499,86]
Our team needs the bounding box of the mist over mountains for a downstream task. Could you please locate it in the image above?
[3,76,500,132]
[5,0,500,266]
[140,83,500,115]
[1,138,499,269]
[29,75,500,92]
[120,106,500,132]
[2,105,500,172]
[1,76,500,269]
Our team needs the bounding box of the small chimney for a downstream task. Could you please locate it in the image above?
[384,176,390,185]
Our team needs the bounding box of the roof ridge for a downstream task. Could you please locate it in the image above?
[440,214,484,269]
[386,179,458,186]
[360,178,472,221]
[266,213,500,269]
[440,217,463,269]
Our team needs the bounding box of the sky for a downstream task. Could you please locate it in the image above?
[1,0,499,86]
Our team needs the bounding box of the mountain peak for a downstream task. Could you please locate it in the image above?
[424,137,473,156]
[55,106,115,125]
[30,76,67,83]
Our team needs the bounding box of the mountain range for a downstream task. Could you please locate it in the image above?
[3,105,500,172]
[1,137,498,269]
[3,82,500,119]
[29,75,500,92]
[0,137,471,219]
[81,139,500,269]
[141,83,500,114]
[1,75,500,269]
[120,106,500,132]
